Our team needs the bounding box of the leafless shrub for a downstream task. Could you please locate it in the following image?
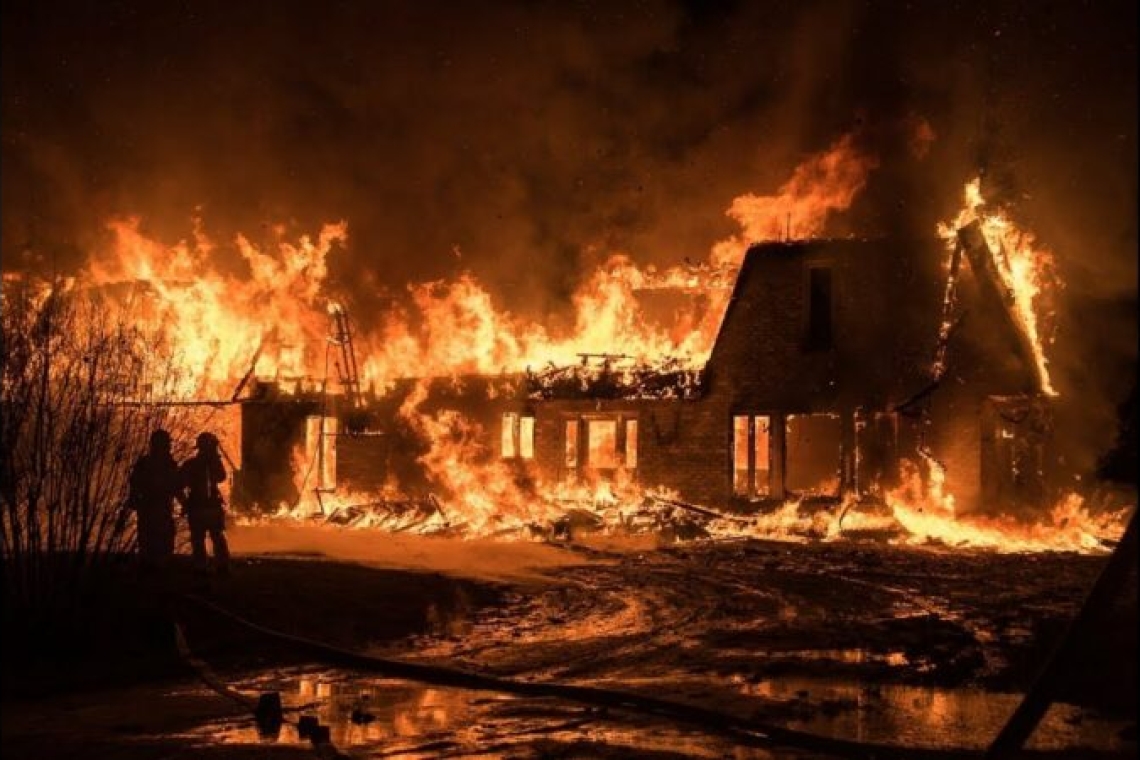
[1,278,211,616]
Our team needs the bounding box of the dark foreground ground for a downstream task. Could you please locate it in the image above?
[2,533,1136,759]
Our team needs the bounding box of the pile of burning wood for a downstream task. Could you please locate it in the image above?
[525,355,703,400]
[259,487,909,546]
[279,491,716,540]
[247,483,1125,552]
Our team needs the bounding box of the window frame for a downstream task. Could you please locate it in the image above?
[732,413,773,499]
[563,413,639,476]
[500,412,535,460]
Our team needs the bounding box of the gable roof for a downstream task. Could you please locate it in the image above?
[703,237,1039,409]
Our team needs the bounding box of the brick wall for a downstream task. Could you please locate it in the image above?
[530,397,735,505]
[236,398,320,511]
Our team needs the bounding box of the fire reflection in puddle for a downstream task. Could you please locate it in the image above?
[738,675,1130,751]
[280,674,473,747]
[182,666,1132,757]
[186,668,781,758]
[752,648,912,666]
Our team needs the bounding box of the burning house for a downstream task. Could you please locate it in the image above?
[21,135,1101,549]
[235,222,1053,524]
[5,3,1137,756]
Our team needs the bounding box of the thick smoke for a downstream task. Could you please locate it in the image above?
[3,0,1136,474]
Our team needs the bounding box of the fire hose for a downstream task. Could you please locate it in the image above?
[171,531,1138,760]
[172,616,348,759]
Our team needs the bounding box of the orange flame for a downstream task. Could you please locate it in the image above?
[885,458,1125,553]
[85,217,347,397]
[349,257,724,400]
[711,133,879,267]
[74,132,878,400]
[49,132,982,546]
[396,380,559,535]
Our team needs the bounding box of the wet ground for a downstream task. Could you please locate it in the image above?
[401,540,1115,690]
[3,534,1136,758]
[177,667,1130,758]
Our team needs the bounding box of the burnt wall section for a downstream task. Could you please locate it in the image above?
[980,395,1053,513]
[238,375,535,507]
[704,238,949,410]
[855,410,901,496]
[236,395,321,512]
[334,434,393,494]
[529,398,731,504]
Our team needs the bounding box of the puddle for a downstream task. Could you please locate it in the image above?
[177,667,1133,757]
[179,668,788,758]
[739,675,1131,751]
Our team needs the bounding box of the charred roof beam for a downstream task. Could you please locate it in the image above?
[957,220,1045,396]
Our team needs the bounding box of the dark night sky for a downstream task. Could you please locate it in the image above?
[2,1,1133,279]
[2,1,1136,349]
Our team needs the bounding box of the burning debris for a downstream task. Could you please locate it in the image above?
[250,471,1125,555]
[312,495,452,534]
[253,489,1126,555]
[526,355,704,401]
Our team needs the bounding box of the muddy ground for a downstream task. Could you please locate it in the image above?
[2,528,1136,759]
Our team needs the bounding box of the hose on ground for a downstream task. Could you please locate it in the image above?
[173,616,349,759]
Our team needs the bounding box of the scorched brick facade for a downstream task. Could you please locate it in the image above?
[236,237,1050,516]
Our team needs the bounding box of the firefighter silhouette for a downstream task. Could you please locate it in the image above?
[128,429,182,569]
[180,431,231,573]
